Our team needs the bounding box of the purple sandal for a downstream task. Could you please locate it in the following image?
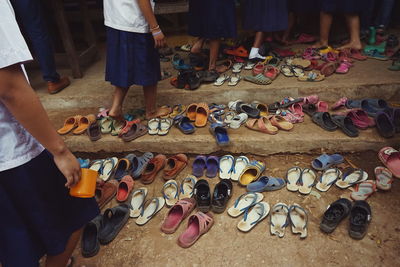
[206,156,219,178]
[192,156,207,177]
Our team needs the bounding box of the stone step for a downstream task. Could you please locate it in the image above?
[48,108,398,155]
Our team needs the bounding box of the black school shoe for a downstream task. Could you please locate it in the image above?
[211,179,233,214]
[81,214,102,257]
[98,204,130,245]
[320,198,352,233]
[194,179,211,212]
[349,200,372,240]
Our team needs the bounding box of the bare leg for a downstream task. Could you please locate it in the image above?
[45,229,82,267]
[109,86,129,120]
[190,38,205,53]
[314,11,332,47]
[338,14,363,50]
[143,84,158,119]
[209,39,220,70]
[282,12,295,45]
[253,32,265,48]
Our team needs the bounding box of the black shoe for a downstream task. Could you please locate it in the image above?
[211,179,233,213]
[349,200,372,240]
[194,179,211,212]
[320,198,352,233]
[98,204,130,245]
[81,214,102,257]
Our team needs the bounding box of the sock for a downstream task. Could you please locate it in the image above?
[249,47,266,60]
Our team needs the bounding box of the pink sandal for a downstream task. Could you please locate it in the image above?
[316,101,329,112]
[178,212,214,248]
[346,109,375,129]
[350,180,377,201]
[336,60,353,74]
[161,198,196,234]
[375,166,393,191]
[252,62,265,76]
[302,94,319,105]
[331,97,348,110]
[378,147,400,178]
[284,112,304,123]
[289,103,304,116]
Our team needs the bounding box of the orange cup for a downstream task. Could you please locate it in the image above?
[70,168,98,198]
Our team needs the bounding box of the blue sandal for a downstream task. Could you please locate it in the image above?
[311,153,344,171]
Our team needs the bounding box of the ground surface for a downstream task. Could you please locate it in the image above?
[68,152,399,267]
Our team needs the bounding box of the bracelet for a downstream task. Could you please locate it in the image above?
[150,25,160,31]
[152,30,162,36]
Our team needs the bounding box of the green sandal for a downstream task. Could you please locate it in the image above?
[388,60,400,71]
[244,73,272,85]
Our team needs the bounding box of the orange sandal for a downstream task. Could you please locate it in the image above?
[57,115,82,135]
[224,45,249,58]
[194,103,209,127]
[186,103,198,121]
[269,115,294,131]
[73,114,97,135]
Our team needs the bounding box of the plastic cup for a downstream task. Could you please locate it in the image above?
[69,168,98,198]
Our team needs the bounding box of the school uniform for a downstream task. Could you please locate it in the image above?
[0,1,99,266]
[104,0,161,88]
[243,0,288,32]
[188,0,237,39]
[320,0,361,14]
[288,0,320,13]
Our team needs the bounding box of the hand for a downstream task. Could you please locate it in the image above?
[152,31,166,48]
[53,149,81,188]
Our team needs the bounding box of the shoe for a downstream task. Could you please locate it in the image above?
[140,154,166,184]
[193,179,211,212]
[320,198,352,234]
[211,179,232,213]
[163,154,188,180]
[81,214,102,257]
[98,204,130,244]
[47,76,70,94]
[349,200,372,240]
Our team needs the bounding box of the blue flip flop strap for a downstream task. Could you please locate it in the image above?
[289,205,308,229]
[344,169,365,186]
[180,177,196,195]
[270,204,289,227]
[232,156,249,174]
[299,168,316,187]
[90,159,104,171]
[131,189,146,210]
[162,182,179,200]
[235,193,258,212]
[243,203,265,226]
[139,198,160,219]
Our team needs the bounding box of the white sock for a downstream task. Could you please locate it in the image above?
[249,47,266,60]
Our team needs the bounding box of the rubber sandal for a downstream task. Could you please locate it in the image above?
[335,168,368,188]
[270,203,289,237]
[98,204,130,244]
[161,198,197,234]
[244,61,256,70]
[136,197,165,226]
[303,104,317,116]
[186,103,198,121]
[247,176,286,192]
[288,103,304,116]
[349,200,371,240]
[269,115,294,131]
[110,119,124,136]
[280,64,294,77]
[206,156,219,178]
[319,62,338,77]
[237,202,270,232]
[194,103,209,127]
[179,175,198,199]
[99,157,118,181]
[120,122,148,142]
[128,152,154,179]
[378,147,400,178]
[346,109,375,129]
[286,166,301,192]
[244,73,272,85]
[331,97,348,110]
[320,198,352,233]
[219,155,235,179]
[157,118,173,136]
[172,54,191,70]
[289,204,308,239]
[162,180,179,207]
[251,101,269,117]
[264,65,279,80]
[311,112,338,131]
[81,215,102,257]
[331,115,359,137]
[129,187,148,218]
[178,212,214,248]
[239,160,265,186]
[227,192,264,217]
[350,48,367,61]
[232,62,244,73]
[57,115,81,135]
[298,168,317,195]
[73,114,96,135]
[214,74,230,86]
[350,181,377,201]
[112,158,131,181]
[316,168,342,192]
[228,156,248,181]
[174,115,195,134]
[169,104,186,119]
[298,71,325,82]
[95,180,118,209]
[375,111,395,138]
[312,153,344,171]
[139,154,166,184]
[192,155,207,178]
[227,74,241,86]
[246,117,278,135]
[116,175,134,202]
[302,95,319,105]
[224,45,249,58]
[375,166,393,190]
[216,59,233,73]
[209,123,230,146]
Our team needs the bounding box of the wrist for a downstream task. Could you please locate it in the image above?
[51,142,70,157]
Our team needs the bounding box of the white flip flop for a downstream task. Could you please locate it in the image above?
[136,197,165,226]
[298,168,317,195]
[286,167,302,192]
[89,159,103,173]
[214,74,230,86]
[228,75,241,86]
[230,156,249,181]
[228,99,243,111]
[316,168,342,192]
[237,202,270,232]
[99,157,118,181]
[227,192,264,217]
[336,168,368,189]
[219,155,235,179]
[375,166,393,191]
[129,187,148,218]
[244,61,255,70]
[148,118,160,135]
[179,175,198,199]
[158,118,173,136]
[350,180,377,201]
[289,204,308,239]
[270,203,289,238]
[162,180,180,207]
[232,62,244,73]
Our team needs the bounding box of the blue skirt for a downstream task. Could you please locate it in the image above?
[288,0,320,13]
[105,27,161,88]
[243,0,288,32]
[188,0,237,39]
[320,0,361,14]
[0,151,99,266]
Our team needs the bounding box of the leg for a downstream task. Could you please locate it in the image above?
[109,86,129,120]
[208,39,220,70]
[315,11,333,47]
[143,84,158,119]
[190,38,205,54]
[282,12,295,45]
[45,228,82,267]
[249,32,266,60]
[375,0,395,27]
[339,14,362,50]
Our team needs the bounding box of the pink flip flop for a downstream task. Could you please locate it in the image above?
[161,198,196,234]
[316,101,329,112]
[378,147,400,178]
[302,95,319,105]
[375,167,393,190]
[289,103,304,116]
[178,212,214,248]
[331,97,348,110]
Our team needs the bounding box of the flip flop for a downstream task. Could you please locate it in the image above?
[237,202,270,232]
[335,168,368,188]
[286,167,301,192]
[110,119,125,136]
[270,203,289,238]
[378,147,400,178]
[232,62,244,73]
[289,204,308,239]
[239,160,266,186]
[179,175,198,199]
[214,74,230,86]
[158,118,173,136]
[219,155,235,180]
[99,157,118,181]
[331,115,359,137]
[147,118,159,135]
[246,176,286,192]
[162,180,180,207]
[375,166,393,190]
[311,154,344,171]
[231,156,249,181]
[136,197,165,226]
[227,75,241,86]
[89,159,104,173]
[129,187,148,218]
[298,71,325,82]
[178,212,214,248]
[161,198,197,234]
[298,168,317,195]
[73,114,97,135]
[311,112,338,131]
[315,168,342,192]
[57,115,81,135]
[169,104,186,119]
[116,175,134,202]
[280,64,294,77]
[350,181,377,201]
[192,155,207,178]
[227,192,264,217]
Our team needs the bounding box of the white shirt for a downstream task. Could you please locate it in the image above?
[0,0,44,171]
[104,0,155,33]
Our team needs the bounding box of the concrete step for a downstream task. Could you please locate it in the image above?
[48,108,398,155]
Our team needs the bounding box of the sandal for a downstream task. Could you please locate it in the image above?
[116,175,134,202]
[214,74,230,86]
[270,203,289,237]
[375,166,393,190]
[298,71,325,82]
[161,198,197,234]
[227,75,241,86]
[232,62,244,73]
[178,212,214,248]
[331,115,359,137]
[195,103,209,127]
[289,204,308,239]
[227,192,264,217]
[315,168,342,192]
[162,180,180,207]
[311,112,338,131]
[245,117,278,135]
[237,202,270,232]
[378,147,400,178]
[136,197,165,226]
[120,122,148,142]
[73,114,96,135]
[244,73,272,85]
[224,45,249,58]
[158,118,173,136]
[174,115,195,134]
[298,168,317,195]
[286,167,301,192]
[179,175,198,199]
[350,181,377,201]
[336,168,368,189]
[57,115,81,135]
[269,115,294,131]
[129,187,148,218]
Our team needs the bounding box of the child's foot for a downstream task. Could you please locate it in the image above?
[312,41,329,48]
[338,41,362,50]
[108,107,124,121]
[145,107,171,120]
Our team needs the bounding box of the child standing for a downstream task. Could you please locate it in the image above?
[104,0,166,120]
[0,1,99,265]
[243,0,288,60]
[188,0,237,72]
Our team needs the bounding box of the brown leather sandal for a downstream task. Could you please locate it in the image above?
[163,154,188,180]
[121,122,148,142]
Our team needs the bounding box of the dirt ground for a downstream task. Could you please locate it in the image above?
[65,151,400,267]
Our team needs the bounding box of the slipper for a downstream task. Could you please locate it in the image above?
[269,115,294,131]
[112,158,131,181]
[120,122,148,142]
[163,154,188,180]
[331,97,348,110]
[244,73,272,85]
[169,104,186,119]
[320,198,352,233]
[245,61,256,70]
[336,168,368,188]
[303,103,317,116]
[237,103,260,118]
[239,160,265,186]
[336,60,353,74]
[247,176,286,192]
[298,168,317,195]
[172,54,191,70]
[316,101,329,112]
[251,101,269,117]
[312,153,344,171]
[99,157,118,181]
[227,192,264,217]
[128,152,154,179]
[139,154,165,184]
[347,109,375,129]
[73,114,97,135]
[350,181,377,201]
[280,64,294,77]
[218,155,234,179]
[252,62,265,76]
[110,119,125,136]
[162,180,180,207]
[298,72,325,82]
[286,167,302,192]
[289,204,308,239]
[98,204,130,244]
[237,202,270,232]
[186,103,198,121]
[178,212,214,248]
[158,118,173,136]
[283,112,303,124]
[89,159,104,173]
[174,115,195,134]
[81,215,102,257]
[192,155,207,178]
[136,197,165,226]
[246,117,278,135]
[319,62,338,77]
[230,156,249,181]
[179,175,198,199]
[95,180,118,209]
[129,187,148,218]
[378,147,400,178]
[232,62,244,73]
[224,45,249,58]
[209,123,230,146]
[227,113,248,129]
[195,103,209,127]
[375,166,393,190]
[214,74,230,86]
[288,103,304,116]
[289,58,311,69]
[161,198,197,234]
[116,175,134,202]
[175,44,192,52]
[216,59,233,73]
[227,75,241,86]
[315,168,342,192]
[57,115,81,135]
[311,112,338,131]
[375,112,395,138]
[270,203,289,238]
[350,48,367,61]
[147,118,159,135]
[349,200,372,240]
[206,156,219,178]
[331,115,359,137]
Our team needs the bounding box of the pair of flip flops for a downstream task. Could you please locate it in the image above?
[219,155,249,181]
[148,118,173,135]
[162,176,198,207]
[270,203,309,239]
[286,167,317,194]
[214,74,241,86]
[129,188,165,226]
[89,157,118,181]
